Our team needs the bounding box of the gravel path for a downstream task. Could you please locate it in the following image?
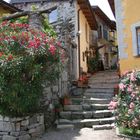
[38,128,130,140]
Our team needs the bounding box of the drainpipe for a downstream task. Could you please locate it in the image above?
[77,9,81,78]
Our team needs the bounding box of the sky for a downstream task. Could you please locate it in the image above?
[4,0,115,21]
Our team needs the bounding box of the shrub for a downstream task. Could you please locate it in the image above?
[109,70,140,134]
[0,21,65,117]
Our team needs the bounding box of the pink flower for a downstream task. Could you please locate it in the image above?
[127,85,133,93]
[108,101,118,110]
[130,72,136,81]
[128,109,133,114]
[119,83,126,91]
[49,44,56,55]
[129,102,135,109]
[131,92,136,98]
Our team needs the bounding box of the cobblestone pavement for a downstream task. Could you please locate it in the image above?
[38,128,130,140]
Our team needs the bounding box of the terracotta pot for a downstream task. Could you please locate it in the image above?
[63,97,70,105]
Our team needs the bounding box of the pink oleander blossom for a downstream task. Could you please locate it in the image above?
[128,109,133,114]
[129,102,135,109]
[108,101,118,110]
[127,85,133,93]
[119,83,126,91]
[130,72,136,81]
[131,92,136,98]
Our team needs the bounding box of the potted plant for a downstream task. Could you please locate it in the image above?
[63,94,71,105]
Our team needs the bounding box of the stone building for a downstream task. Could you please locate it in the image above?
[92,6,117,70]
[10,0,98,80]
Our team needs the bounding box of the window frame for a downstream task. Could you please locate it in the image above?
[48,9,58,23]
[131,22,140,56]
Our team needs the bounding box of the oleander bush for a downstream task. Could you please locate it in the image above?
[109,70,140,135]
[0,21,65,117]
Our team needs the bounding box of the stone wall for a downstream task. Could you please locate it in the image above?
[0,114,44,140]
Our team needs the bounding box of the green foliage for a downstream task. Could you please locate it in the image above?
[119,127,140,137]
[87,52,99,73]
[0,21,65,117]
[42,18,57,38]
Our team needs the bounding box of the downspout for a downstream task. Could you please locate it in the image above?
[77,9,81,77]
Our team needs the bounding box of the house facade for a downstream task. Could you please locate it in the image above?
[109,0,140,73]
[11,0,97,80]
[92,6,118,70]
[0,0,21,16]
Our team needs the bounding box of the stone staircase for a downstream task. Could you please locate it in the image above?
[57,70,119,130]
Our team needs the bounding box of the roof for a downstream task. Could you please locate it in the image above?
[77,0,98,30]
[92,6,116,30]
[108,0,115,16]
[0,0,21,12]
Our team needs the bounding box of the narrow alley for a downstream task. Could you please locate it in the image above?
[39,71,129,140]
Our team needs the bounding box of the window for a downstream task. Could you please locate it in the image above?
[136,28,140,55]
[49,9,57,23]
[103,28,108,40]
[98,25,102,39]
[131,21,140,56]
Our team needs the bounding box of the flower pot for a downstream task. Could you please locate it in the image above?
[63,97,71,105]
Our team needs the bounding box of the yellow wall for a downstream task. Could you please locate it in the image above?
[119,0,140,73]
[77,4,91,72]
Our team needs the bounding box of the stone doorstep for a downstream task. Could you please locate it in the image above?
[89,78,119,81]
[64,105,83,111]
[60,110,113,119]
[116,127,140,140]
[59,117,115,127]
[85,89,114,93]
[63,103,111,111]
[57,124,74,129]
[71,98,111,104]
[84,94,113,99]
[91,104,109,110]
[92,124,114,130]
[89,85,116,89]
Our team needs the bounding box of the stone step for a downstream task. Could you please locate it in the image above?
[84,93,113,99]
[89,80,119,84]
[71,97,111,105]
[92,124,114,130]
[63,103,111,111]
[57,124,74,129]
[93,110,113,118]
[89,85,116,89]
[85,88,114,93]
[60,110,113,120]
[90,77,119,80]
[58,117,115,128]
[91,104,109,110]
[64,105,82,111]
